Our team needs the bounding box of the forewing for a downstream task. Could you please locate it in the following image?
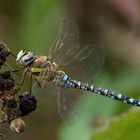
[49,18,105,82]
[49,18,80,66]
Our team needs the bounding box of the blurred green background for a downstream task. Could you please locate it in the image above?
[1,0,140,139]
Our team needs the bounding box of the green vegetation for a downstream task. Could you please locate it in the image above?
[0,0,140,140]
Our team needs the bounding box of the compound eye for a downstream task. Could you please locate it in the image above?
[24,59,29,62]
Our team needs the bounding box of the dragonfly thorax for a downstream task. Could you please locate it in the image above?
[31,56,63,82]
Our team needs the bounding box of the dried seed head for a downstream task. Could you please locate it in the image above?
[4,99,17,109]
[0,87,18,102]
[10,118,25,133]
[0,71,17,102]
[0,42,10,66]
[0,79,15,91]
[0,42,10,55]
[0,71,15,90]
[1,98,21,123]
[0,71,14,81]
[19,92,37,117]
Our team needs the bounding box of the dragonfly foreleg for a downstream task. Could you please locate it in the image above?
[4,62,24,77]
[18,67,29,86]
[29,72,33,95]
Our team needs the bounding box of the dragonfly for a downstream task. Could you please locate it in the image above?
[14,18,140,123]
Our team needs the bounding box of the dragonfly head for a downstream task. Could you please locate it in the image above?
[16,50,36,66]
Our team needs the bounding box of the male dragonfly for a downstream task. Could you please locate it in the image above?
[15,18,140,123]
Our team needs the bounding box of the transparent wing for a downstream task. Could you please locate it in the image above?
[32,79,85,124]
[32,78,57,102]
[57,86,85,125]
[49,18,105,82]
[64,44,105,81]
[32,18,104,124]
[49,18,80,67]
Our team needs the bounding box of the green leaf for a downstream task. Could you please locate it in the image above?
[91,108,140,140]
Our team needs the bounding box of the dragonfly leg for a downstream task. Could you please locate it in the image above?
[18,67,29,86]
[4,62,14,71]
[10,52,17,58]
[4,62,24,77]
[34,78,42,88]
[29,72,33,95]
[11,67,26,73]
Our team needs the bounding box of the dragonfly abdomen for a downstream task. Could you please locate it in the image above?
[62,74,140,107]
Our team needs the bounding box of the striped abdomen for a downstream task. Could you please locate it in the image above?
[61,74,140,107]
